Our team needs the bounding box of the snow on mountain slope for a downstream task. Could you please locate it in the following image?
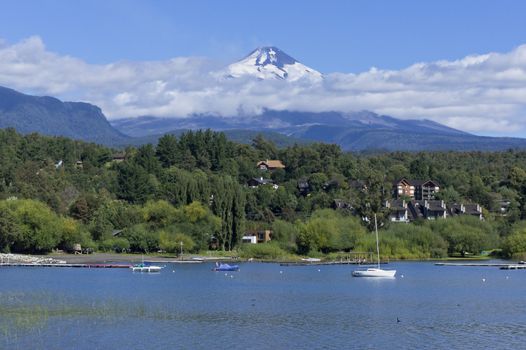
[226,47,322,81]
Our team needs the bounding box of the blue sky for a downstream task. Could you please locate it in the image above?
[0,1,525,137]
[1,0,525,73]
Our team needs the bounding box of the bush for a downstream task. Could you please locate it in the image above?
[239,242,290,260]
[99,238,130,253]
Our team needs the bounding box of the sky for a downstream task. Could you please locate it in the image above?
[0,0,526,137]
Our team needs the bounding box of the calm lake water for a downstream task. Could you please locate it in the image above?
[1,261,525,349]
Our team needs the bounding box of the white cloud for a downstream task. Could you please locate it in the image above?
[1,36,526,136]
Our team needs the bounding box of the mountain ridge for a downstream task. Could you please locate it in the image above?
[0,86,130,145]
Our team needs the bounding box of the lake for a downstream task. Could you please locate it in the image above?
[1,261,525,349]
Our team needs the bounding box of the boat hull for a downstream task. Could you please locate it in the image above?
[131,265,162,273]
[352,268,396,278]
[212,264,239,272]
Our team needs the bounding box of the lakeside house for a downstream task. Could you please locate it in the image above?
[393,178,440,200]
[257,160,286,171]
[242,230,272,244]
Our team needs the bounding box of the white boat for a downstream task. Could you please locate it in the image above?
[301,257,321,262]
[131,263,163,273]
[352,214,396,278]
[352,267,396,278]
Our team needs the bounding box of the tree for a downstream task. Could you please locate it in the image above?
[156,134,178,167]
[116,162,154,204]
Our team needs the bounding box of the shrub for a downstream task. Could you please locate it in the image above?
[99,238,130,253]
[239,242,290,260]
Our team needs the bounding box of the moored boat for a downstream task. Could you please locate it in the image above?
[213,262,239,271]
[352,214,396,278]
[352,268,396,277]
[131,263,163,273]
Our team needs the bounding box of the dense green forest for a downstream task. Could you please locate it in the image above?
[2,127,526,259]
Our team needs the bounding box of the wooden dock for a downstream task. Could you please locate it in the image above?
[435,262,510,267]
[0,263,132,269]
[500,265,526,270]
[280,261,382,267]
[436,262,526,269]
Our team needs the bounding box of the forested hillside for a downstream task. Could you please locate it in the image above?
[2,127,526,259]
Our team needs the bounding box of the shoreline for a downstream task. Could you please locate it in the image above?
[1,252,510,266]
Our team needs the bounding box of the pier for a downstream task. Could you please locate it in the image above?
[436,262,526,270]
[500,265,526,270]
[0,263,132,269]
[435,262,510,267]
[280,261,382,267]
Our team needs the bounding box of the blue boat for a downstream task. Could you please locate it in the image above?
[213,262,239,271]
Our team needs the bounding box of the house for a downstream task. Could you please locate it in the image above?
[75,160,83,169]
[112,153,126,162]
[393,178,440,201]
[323,179,340,191]
[393,178,415,198]
[256,160,285,171]
[242,230,272,244]
[385,199,409,222]
[420,200,447,220]
[386,199,446,221]
[349,180,367,192]
[497,199,511,216]
[297,178,310,196]
[247,177,278,189]
[449,203,484,220]
[332,199,352,210]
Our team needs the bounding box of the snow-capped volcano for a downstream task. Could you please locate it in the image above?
[226,47,322,81]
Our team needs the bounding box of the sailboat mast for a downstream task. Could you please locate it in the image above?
[374,214,380,269]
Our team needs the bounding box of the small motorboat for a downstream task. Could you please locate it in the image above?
[301,257,321,262]
[131,263,163,273]
[213,262,239,271]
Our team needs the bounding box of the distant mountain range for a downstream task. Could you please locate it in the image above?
[111,111,526,151]
[2,44,526,152]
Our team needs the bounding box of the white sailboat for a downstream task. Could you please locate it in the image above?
[352,214,396,278]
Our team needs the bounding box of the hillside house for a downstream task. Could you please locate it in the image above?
[332,199,352,210]
[297,178,310,196]
[349,180,367,192]
[242,230,272,244]
[385,199,447,221]
[257,160,286,171]
[385,199,409,222]
[112,153,126,162]
[418,200,447,220]
[449,203,484,220]
[393,178,440,201]
[247,177,278,189]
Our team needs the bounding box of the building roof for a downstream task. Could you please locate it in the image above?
[257,160,286,169]
[248,177,274,185]
[386,199,407,210]
[464,204,482,215]
[393,178,440,187]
